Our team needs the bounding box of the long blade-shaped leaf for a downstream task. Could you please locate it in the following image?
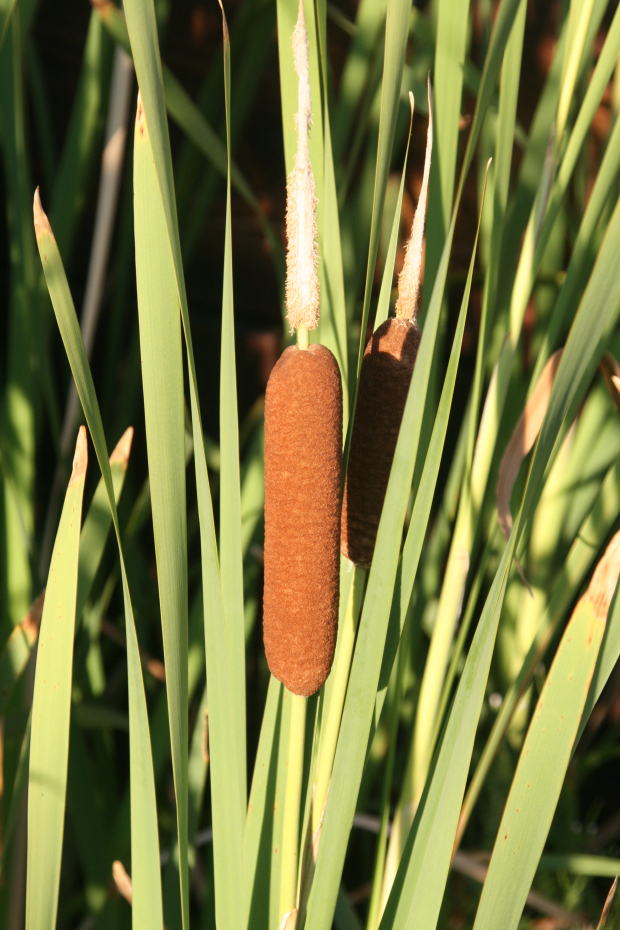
[380,162,620,930]
[219,10,246,810]
[25,430,87,930]
[121,1,245,925]
[134,97,189,928]
[473,536,619,930]
[34,193,164,930]
[0,429,133,716]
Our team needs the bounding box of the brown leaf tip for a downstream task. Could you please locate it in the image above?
[586,529,620,622]
[70,426,88,486]
[112,861,133,904]
[216,0,229,43]
[110,426,134,467]
[33,188,53,240]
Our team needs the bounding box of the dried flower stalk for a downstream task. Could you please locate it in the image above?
[285,0,319,335]
[395,77,434,321]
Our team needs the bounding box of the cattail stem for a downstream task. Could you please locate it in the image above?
[279,692,307,929]
[311,562,365,836]
[296,325,309,351]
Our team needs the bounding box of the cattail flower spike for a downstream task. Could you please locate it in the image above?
[340,78,434,568]
[286,0,320,339]
[396,75,434,322]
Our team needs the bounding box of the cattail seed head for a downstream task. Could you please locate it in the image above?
[263,344,342,696]
[341,319,420,567]
[285,0,320,334]
[341,81,433,567]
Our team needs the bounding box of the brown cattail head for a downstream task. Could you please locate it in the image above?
[341,318,420,568]
[263,344,342,696]
[395,76,433,322]
[285,0,319,334]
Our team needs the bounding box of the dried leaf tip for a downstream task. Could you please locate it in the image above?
[585,529,620,622]
[70,426,88,486]
[285,0,319,335]
[33,187,53,240]
[110,426,134,467]
[395,76,433,322]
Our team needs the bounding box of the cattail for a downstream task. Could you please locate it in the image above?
[263,344,342,696]
[341,80,433,568]
[262,1,342,696]
[285,0,319,336]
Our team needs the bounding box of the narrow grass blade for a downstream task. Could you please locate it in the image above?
[120,1,245,925]
[377,162,490,908]
[0,0,17,52]
[91,0,282,273]
[332,0,386,160]
[76,427,133,621]
[422,0,471,318]
[376,160,490,738]
[244,674,284,929]
[219,11,246,808]
[134,97,189,929]
[0,8,38,630]
[34,193,164,930]
[576,556,620,748]
[0,709,30,876]
[50,10,114,264]
[538,854,620,878]
[374,96,414,332]
[25,429,87,930]
[315,1,348,410]
[0,430,132,715]
[457,394,620,850]
[353,0,415,385]
[472,536,619,930]
[468,0,526,463]
[378,153,620,930]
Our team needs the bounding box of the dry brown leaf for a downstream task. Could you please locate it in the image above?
[596,876,618,930]
[497,349,564,544]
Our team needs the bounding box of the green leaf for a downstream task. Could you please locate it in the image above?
[353,0,415,386]
[121,1,245,925]
[473,590,607,930]
[0,0,18,53]
[0,432,132,717]
[26,429,87,930]
[93,0,282,274]
[244,677,284,929]
[373,103,414,333]
[134,96,190,929]
[378,114,620,930]
[34,193,164,930]
[422,0,471,319]
[219,15,246,809]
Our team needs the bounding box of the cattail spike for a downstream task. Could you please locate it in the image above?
[263,345,342,695]
[285,0,320,335]
[395,76,434,321]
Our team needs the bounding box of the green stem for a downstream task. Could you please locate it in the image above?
[311,563,365,834]
[366,615,411,930]
[296,326,309,350]
[279,691,307,926]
